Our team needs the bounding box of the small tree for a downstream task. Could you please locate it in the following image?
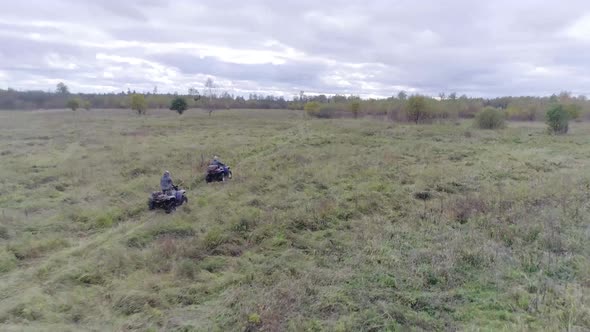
[475,107,505,129]
[130,94,147,115]
[82,100,91,111]
[304,101,320,117]
[56,82,69,94]
[546,104,570,134]
[67,98,80,111]
[351,101,361,118]
[170,97,188,114]
[406,95,429,124]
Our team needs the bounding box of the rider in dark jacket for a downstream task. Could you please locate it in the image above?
[211,156,229,176]
[160,170,174,194]
[211,156,225,167]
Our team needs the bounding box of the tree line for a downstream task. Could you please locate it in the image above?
[303,91,589,123]
[1,82,589,122]
[0,79,293,111]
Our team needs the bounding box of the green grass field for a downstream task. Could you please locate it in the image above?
[0,109,588,331]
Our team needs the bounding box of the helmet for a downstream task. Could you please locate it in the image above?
[213,156,219,161]
[164,170,170,176]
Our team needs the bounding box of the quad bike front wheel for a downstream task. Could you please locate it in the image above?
[148,199,155,210]
[165,198,176,214]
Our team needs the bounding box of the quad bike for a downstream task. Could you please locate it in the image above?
[148,185,188,213]
[205,164,232,183]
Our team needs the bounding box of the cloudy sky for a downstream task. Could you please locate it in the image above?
[1,0,590,98]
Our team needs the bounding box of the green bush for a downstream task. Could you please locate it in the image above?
[475,107,505,129]
[406,95,430,123]
[315,107,336,119]
[82,100,91,111]
[351,101,361,118]
[248,313,262,325]
[564,104,581,121]
[304,102,321,117]
[66,98,81,111]
[130,94,147,115]
[303,102,339,119]
[170,97,188,115]
[546,104,570,134]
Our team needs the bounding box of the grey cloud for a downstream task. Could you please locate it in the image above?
[151,54,323,86]
[2,0,590,97]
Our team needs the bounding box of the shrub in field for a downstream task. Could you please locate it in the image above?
[82,100,91,111]
[546,104,570,134]
[67,98,81,111]
[315,106,337,118]
[304,101,321,117]
[130,94,147,115]
[475,107,505,129]
[406,95,430,123]
[351,101,361,118]
[564,103,581,121]
[506,105,538,121]
[170,97,188,114]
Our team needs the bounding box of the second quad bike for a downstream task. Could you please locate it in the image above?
[148,185,188,213]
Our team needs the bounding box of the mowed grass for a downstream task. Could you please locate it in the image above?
[0,109,588,331]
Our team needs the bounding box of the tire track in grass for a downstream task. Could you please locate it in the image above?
[0,210,162,316]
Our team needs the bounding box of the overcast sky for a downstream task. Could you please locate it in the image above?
[1,0,590,98]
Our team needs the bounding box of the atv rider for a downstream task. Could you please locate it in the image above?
[211,156,229,177]
[211,156,225,167]
[160,170,174,195]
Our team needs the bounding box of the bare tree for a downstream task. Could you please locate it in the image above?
[202,77,220,116]
[188,87,200,101]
